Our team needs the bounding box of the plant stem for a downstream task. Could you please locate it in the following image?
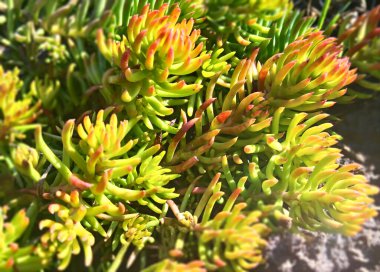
[109,243,130,272]
[318,0,332,29]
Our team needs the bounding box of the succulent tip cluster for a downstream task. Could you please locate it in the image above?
[0,66,41,142]
[259,31,357,111]
[338,5,380,93]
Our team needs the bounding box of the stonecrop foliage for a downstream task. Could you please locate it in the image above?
[0,0,379,271]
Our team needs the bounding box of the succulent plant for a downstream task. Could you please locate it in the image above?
[97,4,210,132]
[258,10,316,61]
[0,1,379,271]
[284,158,378,236]
[197,187,270,271]
[38,191,96,271]
[160,173,270,271]
[0,66,41,142]
[258,31,357,111]
[30,77,60,110]
[338,5,380,92]
[203,0,293,49]
[143,258,206,272]
[10,143,41,183]
[0,206,43,272]
[109,214,159,272]
[36,110,179,213]
[98,3,209,91]
[261,111,379,235]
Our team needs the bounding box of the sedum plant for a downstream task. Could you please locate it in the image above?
[38,190,96,271]
[0,206,44,271]
[203,0,292,49]
[338,5,380,92]
[258,31,357,111]
[0,1,379,271]
[0,66,41,142]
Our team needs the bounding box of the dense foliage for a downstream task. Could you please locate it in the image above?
[0,0,379,271]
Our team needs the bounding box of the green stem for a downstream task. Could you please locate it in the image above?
[108,243,130,272]
[35,126,72,180]
[35,126,91,190]
[6,0,14,39]
[179,177,200,212]
[0,144,23,188]
[21,201,39,243]
[318,0,331,29]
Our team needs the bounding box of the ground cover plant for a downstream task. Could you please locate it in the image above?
[0,0,379,271]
